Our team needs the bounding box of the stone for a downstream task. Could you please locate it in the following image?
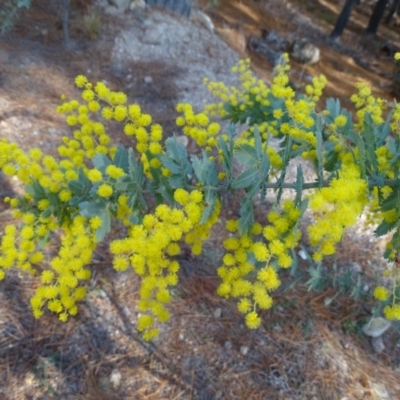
[144,75,153,84]
[371,337,385,353]
[240,345,249,356]
[110,0,131,11]
[224,341,232,350]
[176,135,189,148]
[298,249,308,260]
[214,307,222,318]
[191,9,214,32]
[109,369,122,389]
[362,317,391,338]
[289,38,320,64]
[248,36,283,66]
[130,0,146,10]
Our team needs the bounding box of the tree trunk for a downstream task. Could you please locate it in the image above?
[330,0,359,40]
[385,0,400,24]
[366,0,389,34]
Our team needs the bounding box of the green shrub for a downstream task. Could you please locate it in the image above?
[1,55,400,340]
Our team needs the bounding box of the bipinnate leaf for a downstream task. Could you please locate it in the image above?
[374,219,399,237]
[363,113,379,175]
[113,146,129,171]
[254,125,262,160]
[234,144,258,167]
[325,98,341,120]
[92,153,111,171]
[380,190,400,212]
[238,199,254,235]
[231,167,258,190]
[96,209,111,242]
[293,165,304,205]
[200,191,216,225]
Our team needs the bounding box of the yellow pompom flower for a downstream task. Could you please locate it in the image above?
[59,189,72,202]
[105,165,125,179]
[89,216,103,230]
[373,286,390,302]
[87,169,102,182]
[237,298,252,314]
[174,188,190,205]
[114,105,128,121]
[97,183,113,198]
[41,270,54,284]
[252,242,270,262]
[102,107,114,120]
[75,75,88,88]
[245,311,261,329]
[113,256,129,272]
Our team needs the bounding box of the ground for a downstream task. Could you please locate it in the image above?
[1,0,400,399]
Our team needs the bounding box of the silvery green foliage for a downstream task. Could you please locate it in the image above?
[0,0,31,34]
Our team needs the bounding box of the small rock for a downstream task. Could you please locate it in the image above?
[176,135,189,148]
[110,0,131,11]
[350,262,362,274]
[224,341,232,350]
[289,38,320,64]
[214,308,222,318]
[362,317,391,338]
[179,332,184,340]
[340,339,350,349]
[191,9,214,32]
[371,337,385,353]
[273,324,282,333]
[240,345,249,356]
[371,382,391,400]
[121,305,132,317]
[109,368,121,390]
[144,76,153,84]
[298,249,308,260]
[130,0,146,11]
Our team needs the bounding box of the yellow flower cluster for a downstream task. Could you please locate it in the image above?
[217,200,301,329]
[390,102,400,133]
[3,59,400,338]
[58,76,164,159]
[201,57,327,169]
[384,304,400,320]
[304,75,328,103]
[350,82,385,128]
[373,285,390,301]
[0,138,77,195]
[109,188,219,340]
[263,200,302,268]
[308,160,368,261]
[175,103,221,148]
[217,220,267,329]
[30,215,96,321]
[374,261,400,320]
[0,221,45,279]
